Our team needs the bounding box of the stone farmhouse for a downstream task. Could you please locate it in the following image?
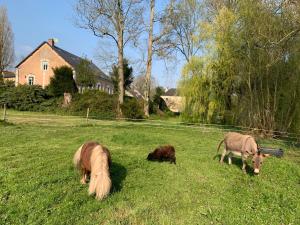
[15,39,113,94]
[161,88,183,113]
[1,71,15,82]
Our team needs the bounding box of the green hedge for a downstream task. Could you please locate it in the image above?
[121,97,144,120]
[68,90,117,119]
[0,85,146,120]
[0,85,51,111]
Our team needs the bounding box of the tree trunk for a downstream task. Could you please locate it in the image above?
[117,0,124,118]
[144,0,155,117]
[117,35,124,118]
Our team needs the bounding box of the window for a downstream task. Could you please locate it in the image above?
[28,76,34,85]
[42,61,48,71]
[97,83,102,90]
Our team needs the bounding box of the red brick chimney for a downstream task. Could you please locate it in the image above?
[47,38,55,47]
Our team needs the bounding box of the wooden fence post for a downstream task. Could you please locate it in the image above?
[3,103,7,121]
[86,107,90,123]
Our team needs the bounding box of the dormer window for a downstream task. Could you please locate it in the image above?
[42,61,48,71]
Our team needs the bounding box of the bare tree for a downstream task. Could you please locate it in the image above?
[75,0,143,117]
[144,0,155,116]
[133,74,157,98]
[0,6,14,79]
[94,39,118,73]
[156,0,202,62]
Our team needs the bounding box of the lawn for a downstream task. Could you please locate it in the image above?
[0,111,299,225]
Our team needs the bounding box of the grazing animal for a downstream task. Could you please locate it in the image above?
[73,141,112,200]
[217,132,268,174]
[147,145,176,164]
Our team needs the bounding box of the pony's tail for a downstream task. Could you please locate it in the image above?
[88,146,111,200]
[73,145,83,169]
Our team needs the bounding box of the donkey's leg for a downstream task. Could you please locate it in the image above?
[228,152,232,165]
[220,148,227,164]
[241,154,247,174]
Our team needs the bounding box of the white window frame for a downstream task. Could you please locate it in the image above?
[28,75,35,85]
[41,61,49,71]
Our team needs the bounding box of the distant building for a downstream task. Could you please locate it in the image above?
[15,38,113,94]
[161,88,184,113]
[1,71,15,82]
[125,89,144,100]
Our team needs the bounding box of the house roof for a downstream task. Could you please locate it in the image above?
[15,41,46,68]
[15,41,110,81]
[160,96,183,113]
[125,88,144,100]
[52,46,110,81]
[1,71,15,78]
[164,88,177,96]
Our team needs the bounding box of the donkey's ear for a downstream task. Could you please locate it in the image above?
[257,149,261,155]
[257,144,261,150]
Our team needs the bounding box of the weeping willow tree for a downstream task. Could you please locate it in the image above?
[179,0,300,133]
[180,6,239,124]
[179,57,220,123]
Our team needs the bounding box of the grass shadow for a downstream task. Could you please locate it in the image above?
[215,154,256,176]
[146,159,176,165]
[0,120,14,126]
[110,162,127,193]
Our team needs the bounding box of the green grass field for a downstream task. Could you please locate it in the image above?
[0,111,299,225]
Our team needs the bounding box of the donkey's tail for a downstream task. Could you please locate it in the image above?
[88,146,111,200]
[213,139,224,160]
[73,145,83,170]
[217,139,224,153]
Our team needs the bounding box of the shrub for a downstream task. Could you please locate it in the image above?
[151,86,170,114]
[0,85,51,111]
[48,66,78,97]
[121,97,144,119]
[0,81,15,97]
[69,90,117,119]
[38,97,64,112]
[75,58,97,89]
[110,58,134,93]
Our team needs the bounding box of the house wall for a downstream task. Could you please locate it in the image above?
[3,77,15,82]
[16,44,71,88]
[2,72,15,82]
[16,41,114,94]
[95,80,114,94]
[161,96,184,113]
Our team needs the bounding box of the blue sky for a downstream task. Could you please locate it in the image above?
[1,0,183,88]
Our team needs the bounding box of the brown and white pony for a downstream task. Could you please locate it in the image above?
[73,141,112,200]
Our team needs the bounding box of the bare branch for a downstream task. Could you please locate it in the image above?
[0,6,14,74]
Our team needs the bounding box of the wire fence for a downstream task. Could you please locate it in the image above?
[1,107,300,146]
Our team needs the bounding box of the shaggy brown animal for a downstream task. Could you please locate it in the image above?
[73,141,112,200]
[147,145,176,164]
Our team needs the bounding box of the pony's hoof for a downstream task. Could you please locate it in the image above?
[80,179,87,184]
